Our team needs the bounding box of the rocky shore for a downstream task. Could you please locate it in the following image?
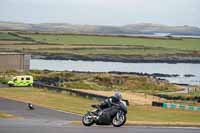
[32,54,200,64]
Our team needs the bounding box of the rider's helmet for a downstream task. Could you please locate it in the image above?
[114,91,122,100]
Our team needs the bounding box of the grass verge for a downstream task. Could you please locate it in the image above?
[0,88,199,125]
[0,112,16,119]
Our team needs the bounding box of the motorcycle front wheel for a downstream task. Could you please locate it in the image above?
[82,112,95,126]
[112,113,126,127]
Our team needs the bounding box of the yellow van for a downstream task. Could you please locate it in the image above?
[8,75,33,87]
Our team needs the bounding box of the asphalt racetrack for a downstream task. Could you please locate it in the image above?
[0,97,200,133]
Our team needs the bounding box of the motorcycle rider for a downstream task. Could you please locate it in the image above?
[27,103,34,110]
[93,91,122,116]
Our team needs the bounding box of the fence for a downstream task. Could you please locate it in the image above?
[33,81,129,105]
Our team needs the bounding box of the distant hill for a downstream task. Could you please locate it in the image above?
[0,21,200,36]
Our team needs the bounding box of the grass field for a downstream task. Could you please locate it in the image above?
[0,32,200,58]
[0,32,24,41]
[21,34,200,51]
[0,87,199,123]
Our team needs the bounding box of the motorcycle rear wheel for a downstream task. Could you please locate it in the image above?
[82,113,95,126]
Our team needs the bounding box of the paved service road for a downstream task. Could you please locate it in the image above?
[0,97,200,133]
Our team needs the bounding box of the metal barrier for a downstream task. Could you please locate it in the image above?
[162,102,200,111]
[152,101,200,111]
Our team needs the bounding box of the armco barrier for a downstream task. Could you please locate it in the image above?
[162,102,200,111]
[33,81,129,105]
[152,101,200,111]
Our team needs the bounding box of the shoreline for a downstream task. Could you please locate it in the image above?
[32,54,200,64]
[30,55,200,86]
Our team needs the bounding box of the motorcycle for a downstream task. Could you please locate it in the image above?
[82,100,128,127]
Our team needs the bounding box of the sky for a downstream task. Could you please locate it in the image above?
[0,0,200,27]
